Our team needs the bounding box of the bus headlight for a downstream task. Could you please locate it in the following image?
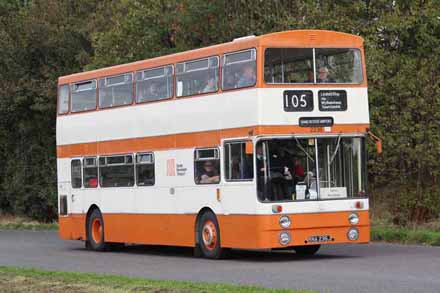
[348,213,359,225]
[279,231,291,246]
[347,228,359,241]
[279,216,291,228]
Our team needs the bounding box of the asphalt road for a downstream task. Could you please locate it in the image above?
[0,231,439,293]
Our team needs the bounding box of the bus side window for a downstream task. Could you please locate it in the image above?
[99,155,135,188]
[136,153,155,186]
[194,148,220,185]
[222,49,256,90]
[99,73,133,108]
[71,80,97,112]
[83,157,98,188]
[71,159,82,188]
[136,66,174,103]
[176,56,219,97]
[224,141,254,181]
[58,85,69,114]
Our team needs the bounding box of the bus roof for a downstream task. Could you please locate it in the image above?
[58,30,363,85]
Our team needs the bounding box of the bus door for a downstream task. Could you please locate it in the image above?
[69,158,86,214]
[220,140,256,214]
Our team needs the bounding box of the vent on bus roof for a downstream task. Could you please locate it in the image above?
[233,35,256,42]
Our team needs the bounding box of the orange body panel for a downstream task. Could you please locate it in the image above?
[57,124,369,158]
[59,210,369,249]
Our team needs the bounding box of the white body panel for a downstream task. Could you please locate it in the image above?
[57,88,369,146]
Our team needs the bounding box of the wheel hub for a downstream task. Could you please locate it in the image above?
[202,221,217,250]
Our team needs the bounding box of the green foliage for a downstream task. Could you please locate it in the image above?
[0,0,439,224]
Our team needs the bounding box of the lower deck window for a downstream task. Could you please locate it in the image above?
[194,148,220,184]
[99,155,134,187]
[83,157,98,188]
[224,141,254,181]
[136,153,155,186]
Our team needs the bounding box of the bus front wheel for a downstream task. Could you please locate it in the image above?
[86,209,108,251]
[197,211,228,259]
[294,245,320,256]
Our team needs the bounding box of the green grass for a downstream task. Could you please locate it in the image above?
[0,215,58,231]
[371,226,440,246]
[0,266,314,293]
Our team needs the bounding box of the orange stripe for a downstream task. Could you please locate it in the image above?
[59,210,369,249]
[57,124,369,158]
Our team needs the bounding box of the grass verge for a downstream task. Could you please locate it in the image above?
[371,226,440,246]
[0,215,58,231]
[0,266,314,293]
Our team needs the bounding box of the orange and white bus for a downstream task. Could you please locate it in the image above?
[57,30,376,259]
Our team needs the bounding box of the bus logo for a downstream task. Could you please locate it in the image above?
[167,159,176,176]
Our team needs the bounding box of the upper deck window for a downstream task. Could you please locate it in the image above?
[176,56,219,97]
[99,73,133,108]
[222,49,256,90]
[136,65,173,103]
[71,80,97,112]
[264,48,314,84]
[58,85,70,114]
[315,48,363,84]
[264,48,363,84]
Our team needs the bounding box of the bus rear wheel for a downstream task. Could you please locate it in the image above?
[86,209,108,251]
[294,245,320,256]
[197,211,227,259]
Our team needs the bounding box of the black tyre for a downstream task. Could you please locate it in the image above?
[197,211,227,259]
[294,245,320,255]
[86,209,108,251]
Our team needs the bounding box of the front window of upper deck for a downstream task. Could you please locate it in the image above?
[264,48,363,84]
[256,137,366,202]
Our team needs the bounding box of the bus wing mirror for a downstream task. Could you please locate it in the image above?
[245,141,254,154]
[367,131,383,155]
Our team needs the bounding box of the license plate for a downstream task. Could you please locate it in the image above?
[307,235,332,243]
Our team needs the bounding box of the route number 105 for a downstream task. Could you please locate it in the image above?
[283,90,313,112]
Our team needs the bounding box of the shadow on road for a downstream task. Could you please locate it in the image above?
[71,244,358,262]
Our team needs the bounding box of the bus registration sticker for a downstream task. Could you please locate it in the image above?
[307,235,332,243]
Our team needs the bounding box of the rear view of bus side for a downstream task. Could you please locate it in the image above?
[57,30,371,259]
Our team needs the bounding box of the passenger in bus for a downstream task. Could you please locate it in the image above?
[237,64,256,88]
[198,160,220,184]
[202,76,217,93]
[317,66,335,83]
[306,69,314,82]
[147,82,163,100]
[224,74,236,89]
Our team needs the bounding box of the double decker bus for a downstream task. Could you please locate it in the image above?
[57,30,378,259]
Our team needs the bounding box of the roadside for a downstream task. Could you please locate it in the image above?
[0,266,312,293]
[0,215,57,231]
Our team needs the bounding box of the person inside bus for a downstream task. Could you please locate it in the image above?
[305,68,314,83]
[198,160,220,184]
[237,64,256,88]
[223,74,236,89]
[202,76,217,93]
[317,66,335,83]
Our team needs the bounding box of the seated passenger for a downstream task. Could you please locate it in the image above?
[317,66,335,83]
[237,64,256,88]
[223,74,236,89]
[202,76,217,93]
[198,161,220,184]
